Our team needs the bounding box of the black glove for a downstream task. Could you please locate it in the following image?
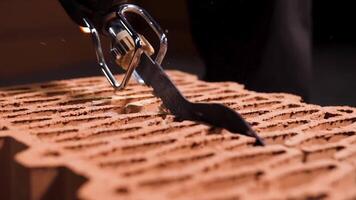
[58,0,130,30]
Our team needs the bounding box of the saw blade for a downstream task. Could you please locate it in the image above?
[136,53,265,146]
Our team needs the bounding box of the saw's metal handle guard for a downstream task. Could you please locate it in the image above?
[116,4,168,65]
[83,18,128,89]
[84,4,168,90]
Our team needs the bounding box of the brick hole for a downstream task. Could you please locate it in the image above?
[35,129,79,140]
[224,140,256,151]
[213,89,245,95]
[218,101,238,107]
[323,112,341,119]
[138,175,191,188]
[11,117,52,125]
[123,102,160,114]
[23,97,61,105]
[107,90,153,100]
[185,84,207,88]
[159,136,239,156]
[75,82,105,88]
[165,152,215,166]
[98,158,147,169]
[44,90,70,97]
[304,194,329,200]
[86,89,117,97]
[264,109,319,122]
[2,86,32,92]
[267,153,304,169]
[337,109,354,114]
[242,96,269,102]
[207,127,223,135]
[258,120,309,132]
[238,100,282,110]
[299,131,356,147]
[59,97,112,106]
[0,108,28,115]
[9,90,37,96]
[63,141,108,151]
[7,109,59,119]
[146,119,164,126]
[306,117,356,132]
[58,107,86,114]
[111,97,156,108]
[204,149,287,172]
[121,139,177,155]
[303,146,345,162]
[172,80,195,86]
[0,126,8,131]
[241,110,270,118]
[184,130,207,138]
[196,94,249,103]
[116,187,130,195]
[199,170,264,192]
[61,107,117,118]
[74,79,104,85]
[1,102,21,108]
[57,89,88,99]
[89,139,176,161]
[15,93,43,99]
[42,150,61,157]
[0,90,37,98]
[250,122,259,126]
[263,132,298,145]
[128,152,215,178]
[89,115,161,129]
[39,83,67,89]
[122,124,198,140]
[183,87,222,95]
[185,94,204,99]
[32,116,111,129]
[276,104,302,110]
[57,126,142,143]
[271,164,337,190]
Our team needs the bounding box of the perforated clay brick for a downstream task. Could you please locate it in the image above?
[1,71,356,200]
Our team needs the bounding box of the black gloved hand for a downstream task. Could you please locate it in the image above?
[58,0,130,30]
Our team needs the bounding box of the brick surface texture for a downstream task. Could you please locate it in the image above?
[0,71,356,200]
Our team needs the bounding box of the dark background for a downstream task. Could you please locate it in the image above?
[0,0,355,106]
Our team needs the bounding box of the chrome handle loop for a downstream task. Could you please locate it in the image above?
[83,4,168,91]
[117,4,168,65]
